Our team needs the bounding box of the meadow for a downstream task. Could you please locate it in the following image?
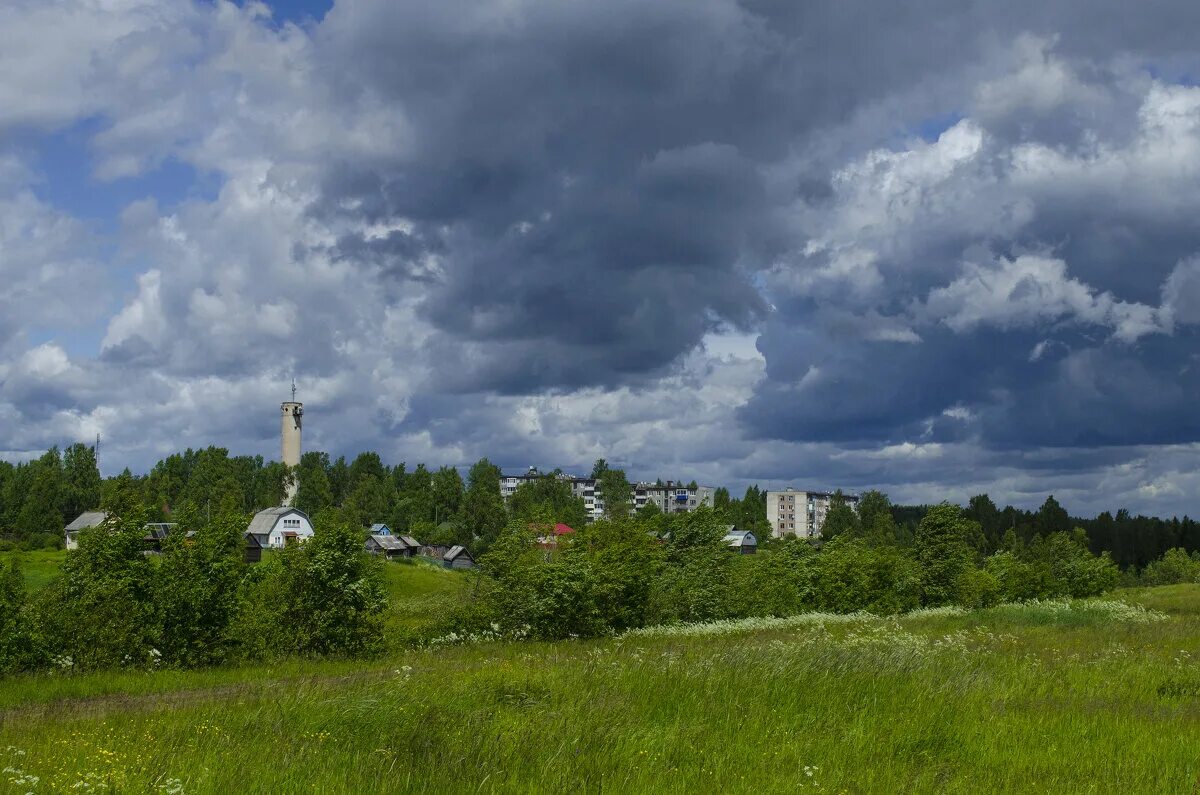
[2,577,1200,793]
[0,549,67,593]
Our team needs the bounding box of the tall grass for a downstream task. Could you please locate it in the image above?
[2,587,1200,792]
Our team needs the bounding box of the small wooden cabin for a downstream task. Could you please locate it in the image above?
[366,534,410,560]
[244,532,264,564]
[444,545,475,570]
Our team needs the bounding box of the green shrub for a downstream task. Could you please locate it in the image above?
[915,503,977,606]
[0,559,39,673]
[155,508,248,667]
[814,537,922,614]
[984,552,1046,602]
[267,519,389,656]
[1141,548,1200,586]
[33,509,157,671]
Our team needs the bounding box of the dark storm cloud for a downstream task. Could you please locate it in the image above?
[303,0,1200,408]
[306,0,995,389]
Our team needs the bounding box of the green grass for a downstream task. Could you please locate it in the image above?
[3,588,1200,793]
[0,548,66,592]
[380,556,472,643]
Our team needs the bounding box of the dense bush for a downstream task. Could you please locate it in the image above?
[34,509,158,670]
[1139,548,1200,586]
[0,559,37,673]
[155,508,248,667]
[460,502,1122,641]
[1,510,386,675]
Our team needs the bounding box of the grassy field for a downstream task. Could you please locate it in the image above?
[0,548,66,592]
[380,556,472,643]
[2,586,1200,793]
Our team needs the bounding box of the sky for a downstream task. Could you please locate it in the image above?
[3,0,1200,518]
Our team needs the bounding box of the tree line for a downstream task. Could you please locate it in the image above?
[1,445,1197,573]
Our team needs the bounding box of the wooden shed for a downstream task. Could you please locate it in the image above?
[366,534,410,560]
[244,532,264,564]
[444,545,475,570]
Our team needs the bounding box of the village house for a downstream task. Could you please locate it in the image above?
[369,523,393,536]
[534,523,576,550]
[64,511,108,550]
[247,506,315,548]
[723,527,758,554]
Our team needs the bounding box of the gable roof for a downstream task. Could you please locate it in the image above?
[370,523,391,535]
[723,529,757,547]
[445,545,473,562]
[368,534,406,551]
[398,535,420,549]
[247,506,309,535]
[65,511,108,532]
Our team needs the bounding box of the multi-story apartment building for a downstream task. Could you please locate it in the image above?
[633,481,715,514]
[500,467,605,522]
[767,489,859,539]
[500,469,715,522]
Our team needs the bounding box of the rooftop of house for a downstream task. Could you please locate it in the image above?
[247,506,310,536]
[369,534,406,550]
[65,511,109,532]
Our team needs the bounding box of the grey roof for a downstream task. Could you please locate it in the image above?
[368,534,406,551]
[65,511,108,532]
[247,506,309,535]
[370,523,391,535]
[398,535,420,548]
[445,545,472,562]
[723,529,757,547]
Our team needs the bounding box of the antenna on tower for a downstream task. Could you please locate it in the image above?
[291,378,297,402]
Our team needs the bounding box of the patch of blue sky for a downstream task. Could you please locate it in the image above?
[26,326,110,359]
[1144,62,1200,86]
[24,118,218,358]
[911,112,964,142]
[31,117,220,230]
[878,111,964,152]
[250,0,334,27]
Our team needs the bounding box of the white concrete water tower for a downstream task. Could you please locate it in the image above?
[281,380,303,505]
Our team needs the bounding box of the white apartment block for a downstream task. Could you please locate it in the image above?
[633,481,715,514]
[500,469,715,522]
[767,489,859,539]
[500,467,605,522]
